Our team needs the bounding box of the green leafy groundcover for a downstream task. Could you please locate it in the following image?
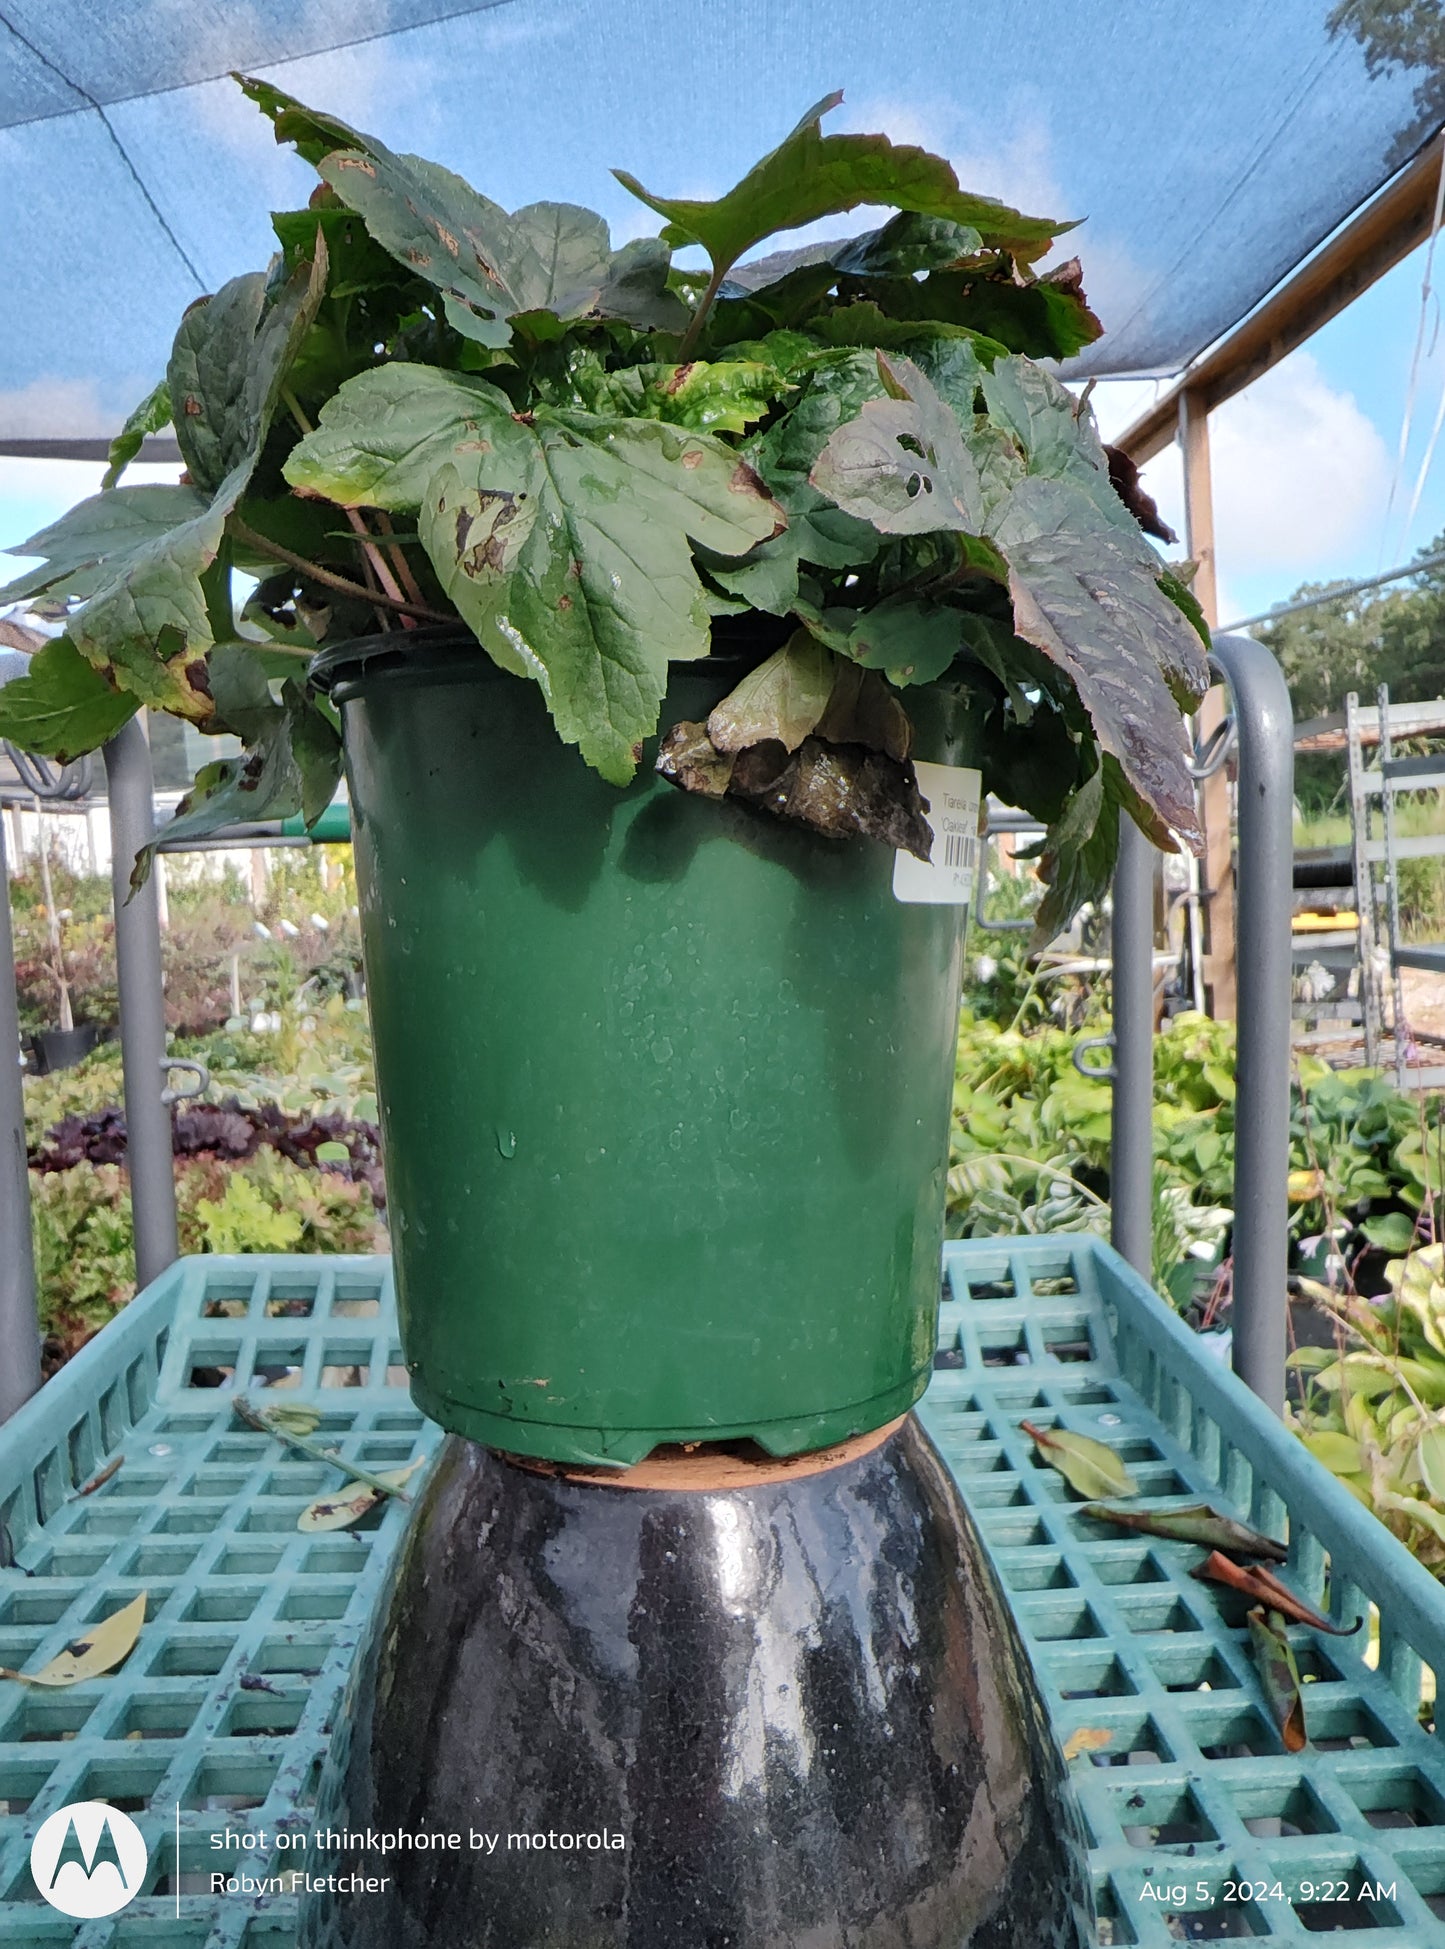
[0,86,1205,921]
[951,1011,1445,1305]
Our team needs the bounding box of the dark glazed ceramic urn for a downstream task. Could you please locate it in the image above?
[299,1417,1090,1949]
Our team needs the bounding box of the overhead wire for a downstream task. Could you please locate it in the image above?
[0,11,205,290]
[0,0,524,134]
[1221,548,1445,633]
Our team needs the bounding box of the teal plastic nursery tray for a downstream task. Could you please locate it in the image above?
[2,1242,1445,1946]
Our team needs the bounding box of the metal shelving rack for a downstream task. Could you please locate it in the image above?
[1347,686,1445,1089]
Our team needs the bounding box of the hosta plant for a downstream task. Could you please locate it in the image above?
[0,82,1206,922]
[1290,1243,1445,1578]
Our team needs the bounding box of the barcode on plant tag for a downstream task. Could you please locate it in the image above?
[892,763,982,907]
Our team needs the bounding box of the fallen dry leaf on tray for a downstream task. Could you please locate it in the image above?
[1021,1421,1138,1499]
[0,1591,146,1687]
[1061,1727,1113,1761]
[298,1458,426,1532]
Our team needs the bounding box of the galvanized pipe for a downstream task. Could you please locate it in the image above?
[1110,815,1156,1281]
[102,722,178,1286]
[0,809,41,1421]
[1209,635,1295,1416]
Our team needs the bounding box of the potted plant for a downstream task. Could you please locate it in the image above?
[0,80,1202,1949]
[18,815,103,1074]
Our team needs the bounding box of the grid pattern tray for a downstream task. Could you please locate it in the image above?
[4,1242,1445,1945]
[0,1254,438,1947]
[924,1236,1445,1947]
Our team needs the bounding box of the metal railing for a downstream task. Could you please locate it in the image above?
[1102,634,1294,1414]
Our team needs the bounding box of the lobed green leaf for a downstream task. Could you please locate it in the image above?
[0,637,139,759]
[615,92,1066,287]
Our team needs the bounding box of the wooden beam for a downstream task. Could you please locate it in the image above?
[1180,392,1237,1020]
[1116,134,1445,467]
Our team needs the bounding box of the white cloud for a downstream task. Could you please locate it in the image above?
[1084,357,1391,625]
[1210,354,1390,578]
[0,377,134,440]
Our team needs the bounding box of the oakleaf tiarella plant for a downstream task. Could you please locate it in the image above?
[0,82,1207,927]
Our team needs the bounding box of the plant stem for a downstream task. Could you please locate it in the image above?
[201,537,235,644]
[677,263,728,361]
[227,517,452,623]
[31,798,72,1032]
[282,387,418,628]
[375,510,427,609]
[232,1397,415,1501]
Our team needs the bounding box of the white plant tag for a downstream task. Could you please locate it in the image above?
[892,762,982,905]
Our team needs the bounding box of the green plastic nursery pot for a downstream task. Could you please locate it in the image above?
[316,630,977,1465]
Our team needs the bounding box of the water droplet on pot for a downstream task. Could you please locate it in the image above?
[1097,1412,1122,1427]
[495,1128,517,1158]
[148,1442,172,1457]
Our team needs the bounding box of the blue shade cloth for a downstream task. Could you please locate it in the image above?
[0,0,1436,439]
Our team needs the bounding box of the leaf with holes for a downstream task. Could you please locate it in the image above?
[834,264,1102,362]
[711,350,883,613]
[810,352,984,534]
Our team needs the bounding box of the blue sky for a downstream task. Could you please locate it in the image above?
[1092,236,1445,630]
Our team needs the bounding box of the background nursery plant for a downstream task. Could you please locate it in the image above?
[0,82,1206,922]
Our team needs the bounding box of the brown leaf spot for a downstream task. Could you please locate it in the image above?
[681,448,704,470]
[664,363,696,395]
[454,490,527,576]
[430,219,461,256]
[558,594,573,611]
[1041,255,1086,299]
[333,156,377,177]
[186,659,213,700]
[454,438,492,453]
[405,247,433,267]
[183,396,203,417]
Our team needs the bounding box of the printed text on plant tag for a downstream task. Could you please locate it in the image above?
[892,763,981,905]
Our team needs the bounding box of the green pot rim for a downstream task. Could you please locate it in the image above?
[309,617,793,703]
